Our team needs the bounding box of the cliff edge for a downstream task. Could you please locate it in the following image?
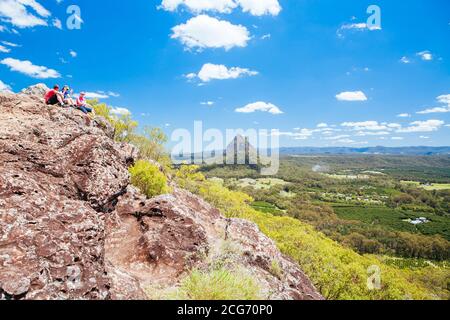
[0,88,322,300]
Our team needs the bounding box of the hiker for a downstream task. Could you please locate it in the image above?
[44,85,64,106]
[61,85,75,107]
[76,92,94,114]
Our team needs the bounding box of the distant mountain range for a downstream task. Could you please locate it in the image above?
[279,146,450,156]
[175,139,450,161]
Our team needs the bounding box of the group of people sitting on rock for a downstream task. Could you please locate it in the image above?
[44,84,94,115]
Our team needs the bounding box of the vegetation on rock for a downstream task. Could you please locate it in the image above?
[91,99,172,170]
[129,160,170,198]
[174,268,262,300]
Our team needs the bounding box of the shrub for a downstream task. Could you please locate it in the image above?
[269,260,283,279]
[90,100,138,142]
[175,165,206,190]
[129,160,170,198]
[175,268,262,300]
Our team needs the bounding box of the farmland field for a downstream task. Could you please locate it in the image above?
[201,154,450,261]
[333,206,450,241]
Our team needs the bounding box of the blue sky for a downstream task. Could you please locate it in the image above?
[0,0,449,148]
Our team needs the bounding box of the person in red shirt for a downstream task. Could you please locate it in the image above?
[44,85,64,106]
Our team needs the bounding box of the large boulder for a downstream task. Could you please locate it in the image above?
[106,187,323,300]
[0,92,131,299]
[19,83,49,98]
[0,87,322,300]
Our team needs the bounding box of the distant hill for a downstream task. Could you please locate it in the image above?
[174,142,450,162]
[177,135,261,164]
[225,134,258,164]
[279,146,450,156]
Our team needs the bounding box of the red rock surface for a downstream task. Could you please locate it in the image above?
[0,90,322,300]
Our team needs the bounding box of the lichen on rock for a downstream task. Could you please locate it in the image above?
[0,87,322,300]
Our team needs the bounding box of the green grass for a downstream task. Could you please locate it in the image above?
[401,181,450,191]
[422,184,450,191]
[251,201,285,215]
[333,206,450,241]
[174,268,262,300]
[380,256,450,269]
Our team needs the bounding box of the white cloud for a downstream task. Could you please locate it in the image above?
[437,94,450,105]
[108,91,120,97]
[1,57,60,78]
[69,50,77,58]
[83,92,109,99]
[52,18,62,29]
[341,121,390,131]
[235,101,283,114]
[0,0,50,28]
[201,101,214,106]
[400,56,410,64]
[419,136,430,139]
[321,128,340,135]
[159,0,281,16]
[0,79,11,92]
[160,0,236,13]
[2,41,19,47]
[335,139,356,144]
[397,113,411,118]
[336,91,368,102]
[337,22,381,38]
[171,15,250,51]
[356,131,390,136]
[190,63,258,82]
[272,128,316,140]
[185,72,196,80]
[386,123,402,129]
[324,135,351,140]
[417,51,433,61]
[397,120,444,133]
[0,45,10,53]
[74,90,119,99]
[341,23,368,30]
[391,137,404,140]
[417,106,450,114]
[261,33,271,40]
[238,0,281,16]
[317,123,328,128]
[110,107,131,116]
[417,94,450,114]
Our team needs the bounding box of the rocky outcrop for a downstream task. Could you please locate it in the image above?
[0,89,322,300]
[19,83,49,98]
[106,187,322,300]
